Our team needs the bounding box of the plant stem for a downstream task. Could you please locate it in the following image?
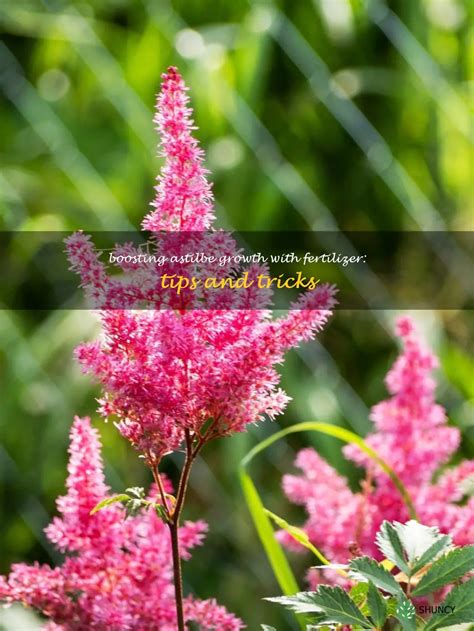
[168,429,206,631]
[152,464,171,518]
[169,520,185,631]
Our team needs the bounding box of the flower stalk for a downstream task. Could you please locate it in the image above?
[155,428,208,630]
[63,66,336,629]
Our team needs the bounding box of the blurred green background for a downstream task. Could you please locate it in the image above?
[0,0,473,629]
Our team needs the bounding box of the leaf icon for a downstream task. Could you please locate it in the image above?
[396,599,416,620]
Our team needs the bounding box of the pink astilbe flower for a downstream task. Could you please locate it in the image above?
[281,317,474,584]
[0,417,244,631]
[143,66,214,232]
[61,67,336,630]
[65,67,337,464]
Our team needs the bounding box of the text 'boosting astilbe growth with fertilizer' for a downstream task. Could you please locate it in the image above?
[63,67,336,630]
[280,316,474,587]
[0,417,243,631]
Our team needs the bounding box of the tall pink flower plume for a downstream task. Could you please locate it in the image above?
[143,66,215,232]
[65,67,337,464]
[0,417,244,631]
[281,316,474,583]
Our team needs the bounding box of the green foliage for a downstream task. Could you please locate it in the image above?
[350,582,370,615]
[412,546,474,596]
[91,486,170,522]
[90,494,131,514]
[266,592,326,615]
[425,579,474,631]
[239,472,300,598]
[349,556,403,596]
[366,581,387,628]
[375,521,411,575]
[409,534,452,577]
[268,586,372,627]
[266,520,474,630]
[241,423,416,574]
[264,509,331,566]
[311,586,372,627]
[241,421,418,629]
[376,520,455,580]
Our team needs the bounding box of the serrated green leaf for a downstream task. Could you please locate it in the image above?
[410,534,452,577]
[376,521,410,574]
[413,546,474,596]
[396,596,416,631]
[367,581,388,628]
[425,579,474,630]
[90,494,130,514]
[265,592,323,614]
[394,521,451,567]
[310,586,373,628]
[124,486,145,499]
[349,556,403,596]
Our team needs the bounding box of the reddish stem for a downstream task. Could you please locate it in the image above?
[168,429,206,631]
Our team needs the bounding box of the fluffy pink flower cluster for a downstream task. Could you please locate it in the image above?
[281,317,474,578]
[65,67,336,463]
[0,417,244,631]
[143,65,214,232]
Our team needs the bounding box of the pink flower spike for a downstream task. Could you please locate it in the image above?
[143,66,215,232]
[281,317,473,582]
[1,417,244,630]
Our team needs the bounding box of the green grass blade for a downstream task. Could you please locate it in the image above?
[239,470,300,595]
[241,421,417,519]
[239,470,306,630]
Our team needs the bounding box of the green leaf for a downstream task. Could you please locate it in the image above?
[376,521,410,574]
[90,494,130,515]
[350,581,369,611]
[239,472,300,595]
[124,486,145,499]
[265,592,323,615]
[265,509,332,566]
[410,533,452,577]
[425,579,474,630]
[413,546,474,596]
[367,581,388,628]
[261,626,277,631]
[309,586,373,627]
[395,596,416,631]
[349,556,403,596]
[393,521,451,569]
[266,587,373,628]
[386,596,399,618]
